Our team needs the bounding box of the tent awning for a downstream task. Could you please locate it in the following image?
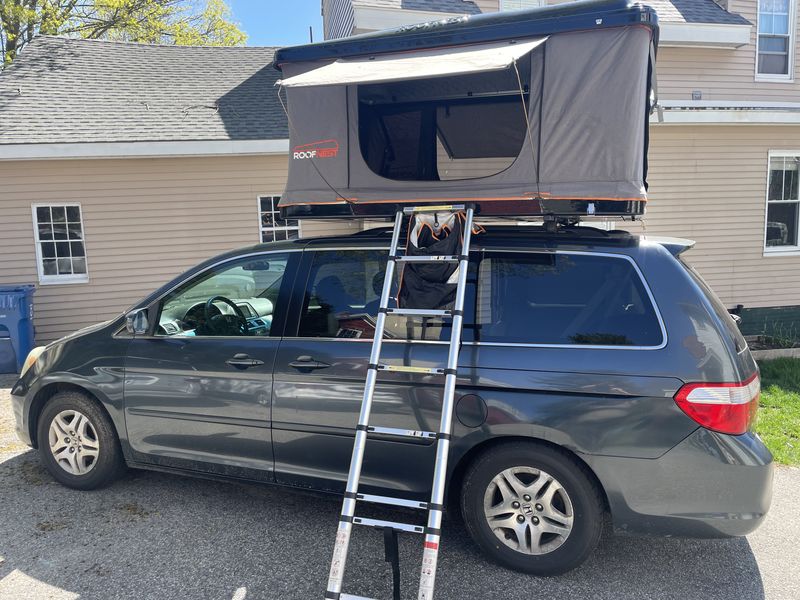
[277,37,548,88]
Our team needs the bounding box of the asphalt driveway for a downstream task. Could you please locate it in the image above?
[1,374,797,600]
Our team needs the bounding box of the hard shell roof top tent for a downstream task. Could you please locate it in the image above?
[274,0,659,220]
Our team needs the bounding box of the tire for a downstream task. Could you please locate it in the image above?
[36,390,126,490]
[460,441,603,576]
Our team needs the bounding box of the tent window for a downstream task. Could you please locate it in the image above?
[358,58,534,182]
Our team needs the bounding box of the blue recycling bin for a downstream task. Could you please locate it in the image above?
[0,285,36,374]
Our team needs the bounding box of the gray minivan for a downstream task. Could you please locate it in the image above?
[11,225,773,575]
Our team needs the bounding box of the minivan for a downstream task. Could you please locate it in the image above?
[11,225,774,575]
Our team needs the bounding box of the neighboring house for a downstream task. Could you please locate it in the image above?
[0,38,357,342]
[322,0,800,338]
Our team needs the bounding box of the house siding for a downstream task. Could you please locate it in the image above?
[324,0,356,40]
[657,2,800,103]
[636,124,800,310]
[0,155,357,343]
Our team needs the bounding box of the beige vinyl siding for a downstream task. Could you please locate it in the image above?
[656,2,800,102]
[631,124,800,309]
[0,154,356,343]
[323,0,356,39]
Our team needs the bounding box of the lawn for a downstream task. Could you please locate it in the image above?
[756,358,800,466]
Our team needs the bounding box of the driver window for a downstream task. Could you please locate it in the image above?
[156,253,290,337]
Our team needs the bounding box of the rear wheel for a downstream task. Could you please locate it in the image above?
[460,441,603,575]
[37,391,125,490]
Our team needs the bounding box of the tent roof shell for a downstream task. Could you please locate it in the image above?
[274,0,659,69]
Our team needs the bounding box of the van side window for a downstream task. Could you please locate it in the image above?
[155,254,291,337]
[297,249,475,341]
[476,252,663,347]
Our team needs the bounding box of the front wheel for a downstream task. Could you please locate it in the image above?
[37,391,126,490]
[460,442,604,576]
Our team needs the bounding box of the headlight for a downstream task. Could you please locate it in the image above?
[20,346,46,377]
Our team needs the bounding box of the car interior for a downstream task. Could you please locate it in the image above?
[156,257,287,337]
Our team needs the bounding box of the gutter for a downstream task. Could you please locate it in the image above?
[0,139,291,161]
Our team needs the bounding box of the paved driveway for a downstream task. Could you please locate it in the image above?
[1,374,797,600]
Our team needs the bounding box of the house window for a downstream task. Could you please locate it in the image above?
[259,196,300,242]
[765,154,799,250]
[500,0,545,10]
[757,0,795,78]
[32,204,88,284]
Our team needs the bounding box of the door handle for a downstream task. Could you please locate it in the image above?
[225,353,265,369]
[289,355,331,370]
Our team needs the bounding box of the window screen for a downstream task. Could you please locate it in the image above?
[758,0,793,77]
[358,57,535,182]
[475,252,663,346]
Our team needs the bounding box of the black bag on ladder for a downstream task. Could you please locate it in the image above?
[398,213,463,310]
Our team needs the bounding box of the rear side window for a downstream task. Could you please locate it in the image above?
[476,252,663,347]
[680,258,747,353]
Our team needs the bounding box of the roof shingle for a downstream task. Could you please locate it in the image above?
[643,0,751,25]
[0,36,287,145]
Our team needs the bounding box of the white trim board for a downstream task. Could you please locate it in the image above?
[652,106,800,124]
[659,22,752,49]
[0,139,290,161]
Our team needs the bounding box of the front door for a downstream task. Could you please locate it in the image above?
[124,251,297,480]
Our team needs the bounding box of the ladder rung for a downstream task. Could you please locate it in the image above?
[357,493,428,510]
[378,364,444,375]
[403,204,465,214]
[352,517,424,534]
[384,308,452,318]
[395,255,460,263]
[368,426,437,440]
[341,595,378,600]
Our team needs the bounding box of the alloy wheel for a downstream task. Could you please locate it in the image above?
[483,466,574,555]
[48,409,100,475]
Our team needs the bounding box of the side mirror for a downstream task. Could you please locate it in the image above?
[125,308,149,335]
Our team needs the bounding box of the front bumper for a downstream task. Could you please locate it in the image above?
[10,378,33,447]
[584,428,774,538]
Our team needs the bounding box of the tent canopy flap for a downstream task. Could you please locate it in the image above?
[277,37,547,88]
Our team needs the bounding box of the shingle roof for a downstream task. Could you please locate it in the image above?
[353,0,481,16]
[645,0,751,25]
[0,36,287,145]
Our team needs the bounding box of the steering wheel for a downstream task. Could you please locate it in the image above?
[200,295,248,336]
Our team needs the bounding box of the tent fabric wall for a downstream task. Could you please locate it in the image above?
[278,25,652,217]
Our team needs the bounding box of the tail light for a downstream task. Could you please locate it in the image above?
[673,373,760,435]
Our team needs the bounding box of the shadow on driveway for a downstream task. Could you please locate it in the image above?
[0,450,765,600]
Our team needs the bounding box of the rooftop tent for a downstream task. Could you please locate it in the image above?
[274,0,659,219]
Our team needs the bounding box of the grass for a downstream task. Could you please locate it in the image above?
[756,358,800,466]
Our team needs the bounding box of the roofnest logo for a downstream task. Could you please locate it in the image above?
[293,139,340,160]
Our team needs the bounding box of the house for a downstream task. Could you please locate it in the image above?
[0,38,356,342]
[1,0,798,344]
[321,0,800,339]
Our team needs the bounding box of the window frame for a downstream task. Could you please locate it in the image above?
[764,150,800,255]
[31,202,89,285]
[755,0,797,82]
[283,247,667,351]
[258,195,301,243]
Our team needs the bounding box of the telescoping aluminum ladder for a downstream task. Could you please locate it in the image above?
[325,205,475,600]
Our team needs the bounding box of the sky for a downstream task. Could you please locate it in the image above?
[227,0,323,47]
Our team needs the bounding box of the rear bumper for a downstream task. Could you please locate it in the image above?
[583,428,774,538]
